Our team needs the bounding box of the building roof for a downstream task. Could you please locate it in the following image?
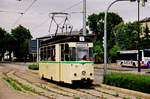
[141,17,150,23]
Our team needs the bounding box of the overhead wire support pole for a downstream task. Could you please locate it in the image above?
[104,0,132,75]
[83,0,86,36]
[137,0,141,72]
[36,38,39,66]
[137,0,147,72]
[104,0,118,76]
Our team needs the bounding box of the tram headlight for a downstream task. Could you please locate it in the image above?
[82,70,86,75]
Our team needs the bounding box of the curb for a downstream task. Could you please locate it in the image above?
[26,70,39,74]
[94,83,150,99]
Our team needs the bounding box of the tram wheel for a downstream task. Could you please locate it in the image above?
[41,74,44,80]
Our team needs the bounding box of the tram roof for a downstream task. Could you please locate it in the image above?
[40,34,95,46]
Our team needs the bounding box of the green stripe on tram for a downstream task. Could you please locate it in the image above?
[39,61,94,65]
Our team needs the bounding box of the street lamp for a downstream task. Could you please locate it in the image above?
[104,0,147,75]
[104,0,136,75]
[137,0,147,72]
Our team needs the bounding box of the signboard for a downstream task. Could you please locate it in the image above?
[29,40,41,54]
[76,43,88,47]
[79,36,85,41]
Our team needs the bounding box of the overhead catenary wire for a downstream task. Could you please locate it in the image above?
[13,0,37,26]
[35,0,82,30]
[62,1,82,12]
[24,0,37,13]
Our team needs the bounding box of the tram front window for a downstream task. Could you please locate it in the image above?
[77,49,89,61]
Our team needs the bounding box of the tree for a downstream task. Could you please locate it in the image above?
[87,12,123,62]
[141,23,150,49]
[93,39,104,63]
[11,25,32,60]
[114,21,139,50]
[0,27,8,61]
[5,33,16,61]
[109,43,120,57]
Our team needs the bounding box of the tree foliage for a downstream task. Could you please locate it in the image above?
[141,23,150,49]
[109,43,120,57]
[0,27,8,61]
[0,25,32,61]
[87,12,123,62]
[11,25,32,59]
[114,22,139,50]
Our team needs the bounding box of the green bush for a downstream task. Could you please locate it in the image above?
[103,73,150,94]
[28,64,39,70]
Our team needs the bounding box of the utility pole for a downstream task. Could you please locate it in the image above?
[137,0,147,72]
[83,0,86,36]
[36,39,39,66]
[137,0,141,72]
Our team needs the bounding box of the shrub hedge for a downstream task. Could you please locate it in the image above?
[28,64,39,70]
[103,73,150,94]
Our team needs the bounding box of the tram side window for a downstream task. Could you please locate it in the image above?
[70,47,76,61]
[65,44,69,61]
[64,44,69,53]
[61,44,70,61]
[44,47,47,61]
[40,46,55,61]
[40,48,44,61]
[89,47,93,61]
[61,44,65,61]
[50,46,55,61]
[47,47,51,60]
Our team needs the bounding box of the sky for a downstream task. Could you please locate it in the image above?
[0,0,150,39]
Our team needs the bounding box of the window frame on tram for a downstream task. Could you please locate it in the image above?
[40,45,56,61]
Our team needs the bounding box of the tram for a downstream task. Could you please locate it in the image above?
[39,34,94,85]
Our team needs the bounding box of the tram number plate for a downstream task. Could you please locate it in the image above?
[79,36,85,41]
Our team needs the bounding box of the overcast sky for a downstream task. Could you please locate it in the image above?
[0,0,150,39]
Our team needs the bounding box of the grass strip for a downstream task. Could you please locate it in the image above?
[3,77,43,96]
[21,84,42,95]
[2,77,22,91]
[39,85,70,97]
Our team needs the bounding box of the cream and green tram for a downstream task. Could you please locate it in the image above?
[39,35,94,85]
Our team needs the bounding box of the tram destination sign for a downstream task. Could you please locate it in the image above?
[76,43,88,47]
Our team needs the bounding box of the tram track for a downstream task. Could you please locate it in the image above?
[13,70,95,99]
[14,71,80,97]
[11,70,136,99]
[2,68,96,99]
[0,64,144,99]
[7,70,73,99]
[13,69,102,99]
